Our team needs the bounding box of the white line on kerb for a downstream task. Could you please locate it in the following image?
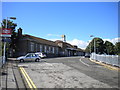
[79,59,90,67]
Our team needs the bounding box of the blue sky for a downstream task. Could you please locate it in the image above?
[2,2,119,49]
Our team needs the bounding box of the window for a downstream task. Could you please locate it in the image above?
[52,47,55,54]
[49,46,51,53]
[30,42,34,51]
[56,47,58,54]
[44,45,47,52]
[40,45,42,52]
[36,44,38,52]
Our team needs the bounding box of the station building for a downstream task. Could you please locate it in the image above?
[10,28,85,57]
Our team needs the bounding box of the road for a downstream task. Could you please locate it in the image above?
[17,56,119,89]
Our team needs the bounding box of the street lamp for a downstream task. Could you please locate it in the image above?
[87,41,91,53]
[6,17,16,28]
[90,35,96,53]
[3,17,16,65]
[90,35,96,60]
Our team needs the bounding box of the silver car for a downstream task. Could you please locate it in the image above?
[17,53,40,62]
[35,52,47,58]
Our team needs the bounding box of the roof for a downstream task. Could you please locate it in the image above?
[21,34,84,52]
[22,34,58,47]
[77,48,85,52]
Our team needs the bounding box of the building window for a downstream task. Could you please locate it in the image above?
[36,44,38,52]
[30,42,34,52]
[44,45,47,53]
[40,45,42,52]
[49,46,51,53]
[52,47,55,54]
[56,47,58,54]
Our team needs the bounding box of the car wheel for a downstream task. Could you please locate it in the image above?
[35,58,40,62]
[20,59,24,62]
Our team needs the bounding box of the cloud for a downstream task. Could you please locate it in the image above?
[46,34,61,37]
[48,38,88,49]
[49,38,62,41]
[49,37,120,50]
[66,37,120,49]
[103,37,120,44]
[67,39,88,49]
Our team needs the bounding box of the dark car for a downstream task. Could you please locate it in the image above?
[85,53,90,58]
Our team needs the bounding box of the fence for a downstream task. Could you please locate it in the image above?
[0,56,2,68]
[91,53,120,67]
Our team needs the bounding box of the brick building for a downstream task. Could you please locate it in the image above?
[15,34,59,57]
[10,29,85,57]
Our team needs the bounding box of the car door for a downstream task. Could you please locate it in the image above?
[31,54,36,61]
[25,54,32,61]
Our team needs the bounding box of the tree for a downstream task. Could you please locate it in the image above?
[85,38,104,54]
[114,42,120,55]
[2,19,17,57]
[2,19,17,30]
[104,41,115,55]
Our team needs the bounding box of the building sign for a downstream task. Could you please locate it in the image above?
[1,28,12,37]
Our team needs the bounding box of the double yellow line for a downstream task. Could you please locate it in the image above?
[19,67,37,90]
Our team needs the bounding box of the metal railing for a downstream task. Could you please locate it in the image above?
[91,53,120,67]
[0,56,2,68]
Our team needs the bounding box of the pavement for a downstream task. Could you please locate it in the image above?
[1,61,16,89]
[0,58,25,89]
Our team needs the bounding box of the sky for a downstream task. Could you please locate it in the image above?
[2,1,119,49]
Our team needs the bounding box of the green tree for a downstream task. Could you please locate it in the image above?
[2,19,17,57]
[85,38,104,54]
[104,41,115,55]
[114,42,120,55]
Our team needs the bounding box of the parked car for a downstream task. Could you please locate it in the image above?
[85,53,90,58]
[17,53,40,62]
[35,52,47,58]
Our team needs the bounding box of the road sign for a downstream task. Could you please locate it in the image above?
[1,28,12,37]
[2,38,11,42]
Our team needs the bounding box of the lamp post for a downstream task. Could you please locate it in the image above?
[3,17,16,65]
[90,35,96,53]
[90,41,91,54]
[90,35,96,59]
[87,41,91,53]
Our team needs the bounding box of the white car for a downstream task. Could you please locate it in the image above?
[35,52,47,58]
[17,53,40,62]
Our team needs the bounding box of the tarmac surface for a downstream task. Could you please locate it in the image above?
[0,57,120,89]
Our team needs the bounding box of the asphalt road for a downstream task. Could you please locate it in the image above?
[17,56,119,89]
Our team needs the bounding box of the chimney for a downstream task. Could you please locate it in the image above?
[18,28,22,38]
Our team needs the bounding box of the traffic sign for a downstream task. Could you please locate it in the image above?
[2,38,11,42]
[1,28,12,37]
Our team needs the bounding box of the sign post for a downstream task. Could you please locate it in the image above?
[1,17,16,66]
[1,28,12,65]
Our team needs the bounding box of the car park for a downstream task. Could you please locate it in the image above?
[35,52,47,58]
[17,53,40,62]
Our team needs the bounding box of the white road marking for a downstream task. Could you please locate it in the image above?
[79,59,90,67]
[45,63,53,66]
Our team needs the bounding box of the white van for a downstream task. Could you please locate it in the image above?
[35,52,47,58]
